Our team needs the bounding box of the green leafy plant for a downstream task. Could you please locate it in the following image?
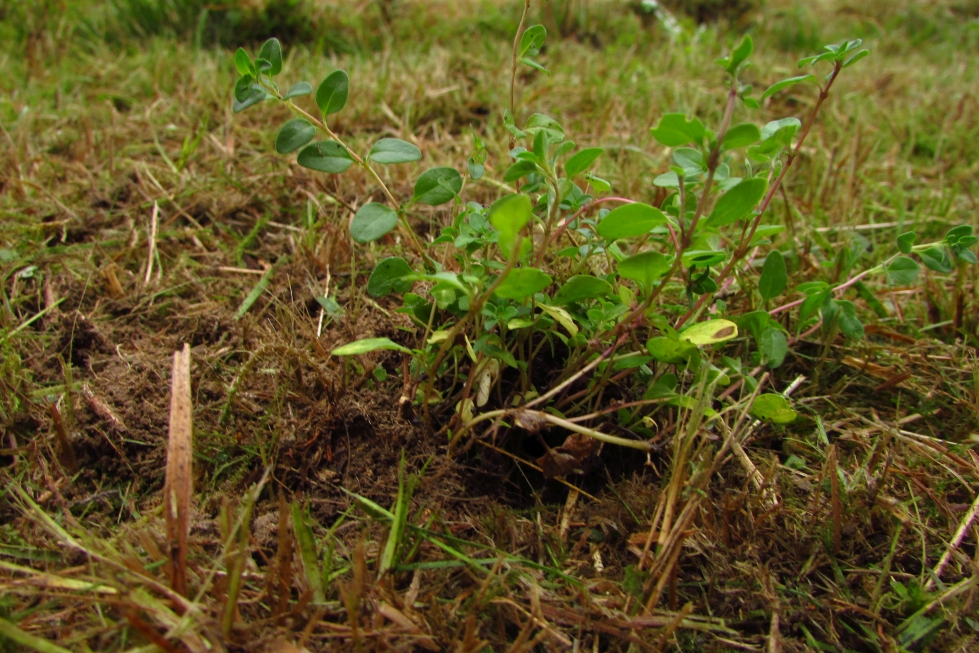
[233,25,976,458]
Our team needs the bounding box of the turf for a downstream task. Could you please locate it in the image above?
[1,0,978,651]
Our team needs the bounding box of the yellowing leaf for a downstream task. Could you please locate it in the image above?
[539,304,579,337]
[680,319,739,346]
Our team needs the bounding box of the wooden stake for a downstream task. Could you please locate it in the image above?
[165,343,193,597]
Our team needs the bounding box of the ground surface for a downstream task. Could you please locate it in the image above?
[1,0,979,651]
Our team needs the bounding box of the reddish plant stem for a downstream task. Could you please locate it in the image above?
[683,80,738,248]
[675,61,844,329]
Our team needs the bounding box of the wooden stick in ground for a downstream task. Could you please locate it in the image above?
[165,343,193,597]
[144,200,159,285]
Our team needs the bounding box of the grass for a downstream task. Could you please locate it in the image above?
[1,0,978,651]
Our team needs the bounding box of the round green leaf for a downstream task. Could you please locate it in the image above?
[650,113,706,147]
[886,256,919,286]
[412,167,462,206]
[258,38,282,76]
[647,337,698,364]
[490,194,533,257]
[350,203,398,243]
[597,203,668,241]
[367,257,414,297]
[283,81,313,99]
[552,275,612,305]
[617,251,671,289]
[332,337,410,356]
[369,138,422,164]
[761,118,802,143]
[524,113,565,141]
[896,232,916,254]
[275,119,316,154]
[758,250,787,303]
[706,177,768,228]
[316,70,349,116]
[234,48,255,77]
[503,160,540,182]
[722,123,762,150]
[760,74,815,101]
[680,319,738,346]
[760,327,787,368]
[297,141,353,173]
[519,24,547,57]
[493,268,552,300]
[919,246,953,274]
[749,393,797,423]
[564,147,604,178]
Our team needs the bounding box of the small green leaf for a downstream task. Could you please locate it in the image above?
[750,394,797,423]
[283,81,313,99]
[673,147,704,174]
[258,38,283,76]
[886,256,919,286]
[654,171,679,188]
[800,289,829,323]
[895,232,915,254]
[234,48,255,76]
[760,327,787,368]
[706,177,768,227]
[520,57,550,75]
[524,113,565,141]
[647,337,697,364]
[760,74,815,101]
[919,246,953,274]
[758,250,787,303]
[761,118,801,144]
[275,119,316,154]
[650,113,706,147]
[234,75,256,101]
[722,123,762,149]
[682,250,727,268]
[491,194,533,258]
[297,141,353,173]
[552,275,612,305]
[597,203,668,241]
[233,76,266,112]
[738,310,770,343]
[842,49,869,68]
[316,70,349,116]
[726,34,753,74]
[413,167,462,205]
[945,224,974,242]
[750,224,786,245]
[519,24,547,56]
[680,319,739,346]
[564,147,605,177]
[585,172,611,192]
[503,160,540,182]
[617,251,672,289]
[369,138,422,164]
[494,268,552,300]
[367,257,414,297]
[332,338,410,356]
[315,296,345,318]
[350,203,398,243]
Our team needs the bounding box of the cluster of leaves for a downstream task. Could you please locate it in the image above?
[233,30,976,443]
